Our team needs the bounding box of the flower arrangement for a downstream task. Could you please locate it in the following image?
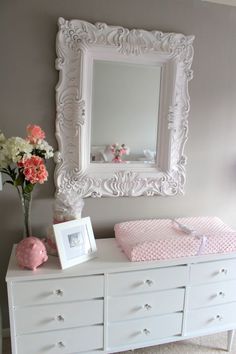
[109,143,130,163]
[0,124,53,237]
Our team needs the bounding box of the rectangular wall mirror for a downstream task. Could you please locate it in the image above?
[55,18,194,198]
[91,60,161,164]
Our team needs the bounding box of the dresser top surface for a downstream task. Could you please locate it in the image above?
[6,238,236,282]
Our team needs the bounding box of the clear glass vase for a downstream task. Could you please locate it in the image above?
[18,188,32,238]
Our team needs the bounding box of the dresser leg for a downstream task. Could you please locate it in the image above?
[227,330,235,352]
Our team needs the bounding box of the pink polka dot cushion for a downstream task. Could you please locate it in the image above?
[114,217,236,261]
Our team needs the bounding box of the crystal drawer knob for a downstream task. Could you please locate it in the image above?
[57,341,65,348]
[216,314,223,321]
[219,268,228,275]
[55,289,63,296]
[144,279,154,286]
[144,304,152,310]
[56,315,65,322]
[143,328,151,335]
[218,291,225,297]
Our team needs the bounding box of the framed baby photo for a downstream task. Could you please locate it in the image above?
[53,217,97,269]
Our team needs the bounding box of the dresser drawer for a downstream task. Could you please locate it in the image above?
[11,275,104,306]
[108,266,188,295]
[189,280,236,309]
[186,302,236,333]
[14,299,103,334]
[108,288,185,322]
[190,259,236,285]
[16,325,103,354]
[108,312,183,348]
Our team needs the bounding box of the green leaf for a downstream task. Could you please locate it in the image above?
[6,166,17,180]
[14,173,24,186]
[24,183,34,194]
[0,170,12,177]
[0,168,9,173]
[31,148,45,159]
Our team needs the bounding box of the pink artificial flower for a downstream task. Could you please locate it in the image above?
[112,156,123,163]
[26,124,45,144]
[17,159,24,168]
[22,156,48,184]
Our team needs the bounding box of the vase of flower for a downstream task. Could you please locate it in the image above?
[0,124,53,238]
[109,143,130,163]
[18,188,32,238]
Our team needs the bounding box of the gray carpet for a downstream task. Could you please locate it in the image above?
[119,332,236,353]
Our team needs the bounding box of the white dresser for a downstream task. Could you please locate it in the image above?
[6,238,236,354]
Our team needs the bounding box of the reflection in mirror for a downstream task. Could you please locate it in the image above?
[91,60,161,164]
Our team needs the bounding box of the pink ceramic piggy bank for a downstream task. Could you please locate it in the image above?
[16,236,48,271]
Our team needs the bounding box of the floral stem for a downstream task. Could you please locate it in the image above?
[17,185,32,238]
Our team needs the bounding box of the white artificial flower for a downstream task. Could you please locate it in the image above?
[6,137,32,163]
[0,131,6,143]
[0,143,10,168]
[35,140,54,159]
[0,131,10,167]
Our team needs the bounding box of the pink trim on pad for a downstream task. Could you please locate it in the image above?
[114,217,236,261]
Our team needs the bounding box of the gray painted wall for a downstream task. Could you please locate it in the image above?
[1,0,236,329]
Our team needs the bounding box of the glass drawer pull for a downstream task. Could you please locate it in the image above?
[55,289,63,296]
[57,341,65,348]
[144,304,152,310]
[218,291,225,297]
[56,315,65,322]
[144,279,154,286]
[143,328,151,335]
[219,268,228,274]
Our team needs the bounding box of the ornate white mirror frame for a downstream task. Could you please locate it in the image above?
[55,18,194,198]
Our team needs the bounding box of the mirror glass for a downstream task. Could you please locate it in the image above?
[91,60,161,164]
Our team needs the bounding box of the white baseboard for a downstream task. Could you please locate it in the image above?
[2,328,10,338]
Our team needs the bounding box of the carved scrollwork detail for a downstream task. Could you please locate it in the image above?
[101,171,148,197]
[57,18,194,58]
[56,169,184,198]
[55,18,194,198]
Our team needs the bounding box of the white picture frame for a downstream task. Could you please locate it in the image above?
[55,18,194,198]
[53,217,97,269]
